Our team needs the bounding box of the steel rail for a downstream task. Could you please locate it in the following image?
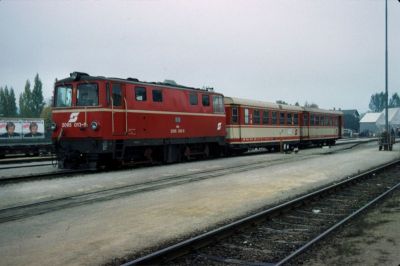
[0,162,53,170]
[275,180,400,266]
[122,159,400,266]
[0,169,93,184]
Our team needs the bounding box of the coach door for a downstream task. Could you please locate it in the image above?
[111,83,127,136]
[301,112,310,140]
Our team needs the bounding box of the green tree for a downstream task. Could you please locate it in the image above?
[276,100,288,105]
[31,74,45,117]
[369,92,385,112]
[8,87,17,116]
[0,87,5,117]
[40,103,52,137]
[389,93,400,108]
[304,101,319,108]
[19,80,33,117]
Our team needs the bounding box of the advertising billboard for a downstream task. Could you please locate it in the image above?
[0,119,45,139]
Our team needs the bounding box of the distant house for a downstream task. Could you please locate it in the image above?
[376,108,400,132]
[360,112,381,136]
[342,109,360,133]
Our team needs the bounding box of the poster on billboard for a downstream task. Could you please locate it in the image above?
[0,120,23,139]
[22,120,45,138]
[0,119,45,139]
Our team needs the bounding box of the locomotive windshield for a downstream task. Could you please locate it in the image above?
[77,83,99,106]
[54,85,72,107]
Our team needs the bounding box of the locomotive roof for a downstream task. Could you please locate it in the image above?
[56,72,219,94]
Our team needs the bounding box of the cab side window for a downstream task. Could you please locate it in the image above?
[190,93,198,105]
[135,87,147,101]
[202,95,210,106]
[152,89,162,102]
[112,84,122,106]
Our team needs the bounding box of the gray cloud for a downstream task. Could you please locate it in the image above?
[0,0,399,112]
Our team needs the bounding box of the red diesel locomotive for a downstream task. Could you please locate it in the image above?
[51,72,343,168]
[51,72,225,168]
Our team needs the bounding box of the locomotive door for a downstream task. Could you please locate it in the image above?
[111,83,126,136]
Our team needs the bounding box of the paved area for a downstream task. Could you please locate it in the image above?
[0,142,399,265]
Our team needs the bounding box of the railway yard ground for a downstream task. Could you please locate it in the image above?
[0,140,399,265]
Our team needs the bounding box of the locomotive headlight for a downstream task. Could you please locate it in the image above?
[51,122,57,131]
[90,121,99,131]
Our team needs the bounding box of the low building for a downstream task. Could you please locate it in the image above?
[342,109,360,133]
[360,113,381,136]
[376,108,400,133]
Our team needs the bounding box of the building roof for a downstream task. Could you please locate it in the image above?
[376,108,400,126]
[360,112,381,123]
[342,109,360,117]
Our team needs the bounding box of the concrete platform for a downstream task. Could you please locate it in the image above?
[0,142,399,265]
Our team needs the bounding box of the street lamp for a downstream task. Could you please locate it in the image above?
[385,0,389,145]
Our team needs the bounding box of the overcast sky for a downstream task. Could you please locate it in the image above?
[1,0,399,112]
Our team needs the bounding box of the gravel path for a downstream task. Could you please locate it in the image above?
[0,142,398,266]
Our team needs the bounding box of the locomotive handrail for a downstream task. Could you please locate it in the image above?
[111,98,114,135]
[84,106,87,126]
[124,97,128,135]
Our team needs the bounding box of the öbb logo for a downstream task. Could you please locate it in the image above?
[68,112,80,123]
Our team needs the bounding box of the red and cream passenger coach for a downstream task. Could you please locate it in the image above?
[51,72,226,168]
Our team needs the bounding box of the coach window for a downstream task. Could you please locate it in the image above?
[213,95,224,113]
[262,110,269,124]
[54,85,72,107]
[232,107,238,123]
[279,112,285,125]
[135,87,147,101]
[272,111,277,125]
[315,115,319,126]
[202,95,210,106]
[303,113,308,126]
[244,108,249,124]
[77,83,99,106]
[254,109,260,124]
[294,113,299,126]
[106,83,110,106]
[152,89,162,102]
[287,113,293,125]
[189,93,198,105]
[112,84,122,106]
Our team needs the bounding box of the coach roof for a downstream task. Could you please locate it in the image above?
[224,97,303,111]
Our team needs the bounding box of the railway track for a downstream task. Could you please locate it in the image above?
[0,169,92,184]
[0,152,327,223]
[0,155,53,165]
[0,162,53,170]
[0,141,366,185]
[0,141,372,224]
[121,160,400,266]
